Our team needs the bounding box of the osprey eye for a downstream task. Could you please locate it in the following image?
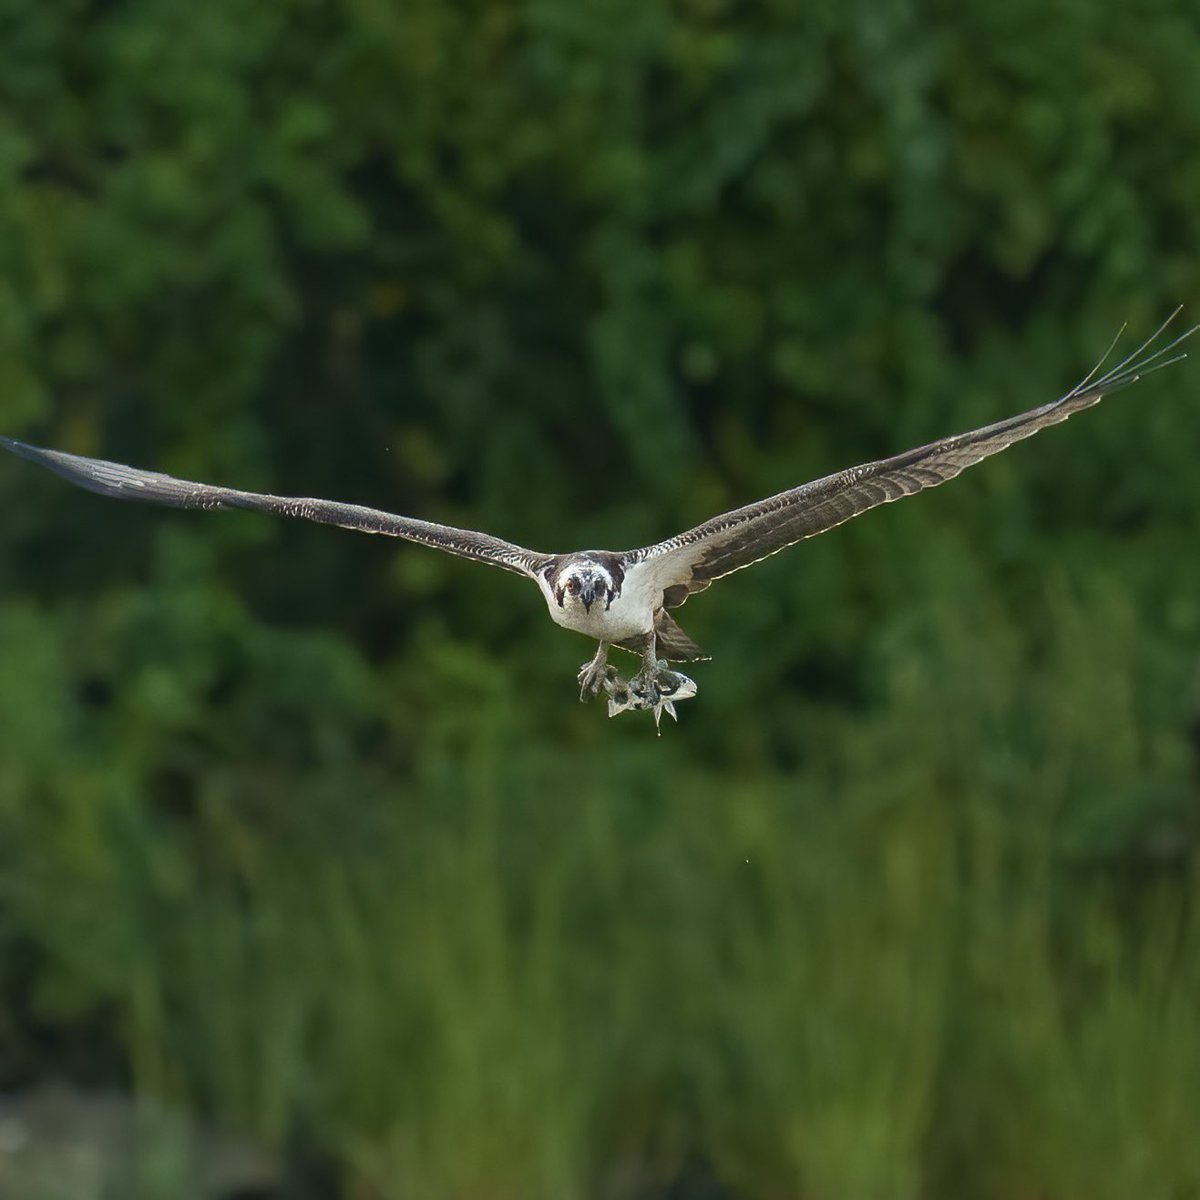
[566,577,581,593]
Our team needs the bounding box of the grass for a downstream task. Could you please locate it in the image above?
[2,561,1199,1198]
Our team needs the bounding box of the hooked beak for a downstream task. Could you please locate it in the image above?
[581,584,596,612]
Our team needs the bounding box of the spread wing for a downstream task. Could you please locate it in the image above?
[626,312,1195,608]
[0,437,551,579]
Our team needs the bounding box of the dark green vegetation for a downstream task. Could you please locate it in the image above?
[2,0,1200,1196]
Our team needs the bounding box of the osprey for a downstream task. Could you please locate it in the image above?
[2,314,1193,727]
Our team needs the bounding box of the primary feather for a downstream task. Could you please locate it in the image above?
[628,311,1196,608]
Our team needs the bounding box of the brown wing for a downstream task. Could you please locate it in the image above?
[0,437,551,578]
[627,312,1195,608]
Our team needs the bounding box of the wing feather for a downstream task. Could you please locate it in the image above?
[0,437,550,578]
[628,313,1195,605]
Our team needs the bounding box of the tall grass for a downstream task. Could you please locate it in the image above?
[2,560,1198,1198]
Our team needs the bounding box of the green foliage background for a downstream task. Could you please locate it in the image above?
[2,0,1200,1196]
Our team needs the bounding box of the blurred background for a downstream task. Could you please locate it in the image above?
[2,0,1200,1196]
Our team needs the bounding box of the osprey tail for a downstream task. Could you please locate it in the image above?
[653,610,707,662]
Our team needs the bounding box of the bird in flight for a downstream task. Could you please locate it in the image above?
[2,313,1194,728]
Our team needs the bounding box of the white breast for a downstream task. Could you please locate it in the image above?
[537,561,661,643]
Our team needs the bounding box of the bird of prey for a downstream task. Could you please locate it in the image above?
[2,314,1194,727]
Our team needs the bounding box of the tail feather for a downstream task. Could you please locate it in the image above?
[653,610,708,662]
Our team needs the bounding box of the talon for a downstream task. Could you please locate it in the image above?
[578,645,614,701]
[577,662,605,700]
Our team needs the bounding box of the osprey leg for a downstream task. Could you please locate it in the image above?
[577,641,611,700]
[639,632,657,677]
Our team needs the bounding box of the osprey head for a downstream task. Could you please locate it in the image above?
[552,557,619,613]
